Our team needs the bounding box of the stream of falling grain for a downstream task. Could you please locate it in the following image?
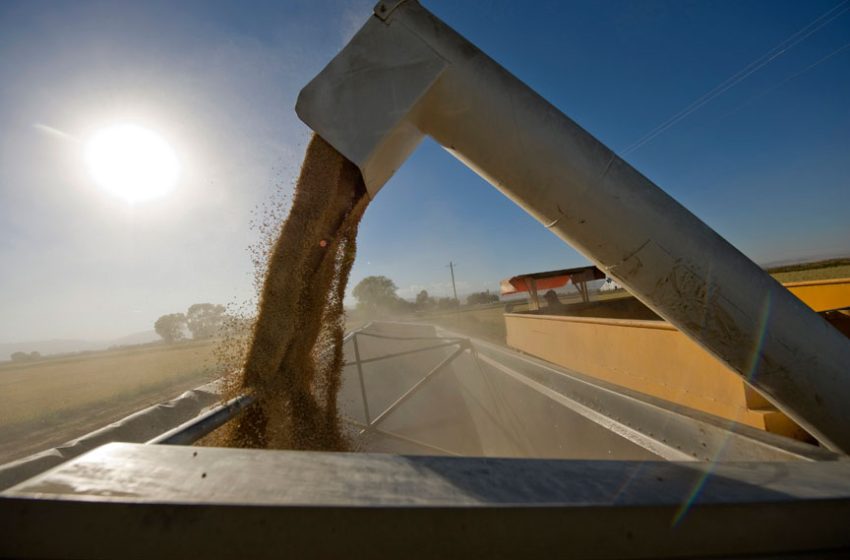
[223,135,368,450]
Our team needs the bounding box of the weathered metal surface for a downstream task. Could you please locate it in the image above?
[0,382,221,492]
[2,442,850,558]
[7,442,850,506]
[295,0,850,452]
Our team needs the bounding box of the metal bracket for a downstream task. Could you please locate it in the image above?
[345,327,473,448]
[373,0,409,22]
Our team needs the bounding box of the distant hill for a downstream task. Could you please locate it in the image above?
[108,330,161,348]
[0,330,160,361]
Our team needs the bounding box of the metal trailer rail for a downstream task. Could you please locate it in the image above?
[146,394,256,446]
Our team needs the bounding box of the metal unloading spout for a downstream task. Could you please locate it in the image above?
[296,0,850,452]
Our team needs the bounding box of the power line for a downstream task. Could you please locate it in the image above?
[620,0,850,155]
[722,40,850,119]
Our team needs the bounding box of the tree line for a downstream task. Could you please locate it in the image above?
[352,276,498,314]
[154,303,229,343]
[151,278,501,344]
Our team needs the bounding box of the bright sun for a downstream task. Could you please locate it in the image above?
[85,124,179,203]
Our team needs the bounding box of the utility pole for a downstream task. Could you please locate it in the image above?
[448,261,459,310]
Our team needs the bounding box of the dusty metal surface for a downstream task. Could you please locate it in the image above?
[6,442,850,506]
[3,442,850,559]
[341,322,836,462]
[296,0,850,452]
[0,382,221,492]
[340,323,660,460]
[340,323,841,461]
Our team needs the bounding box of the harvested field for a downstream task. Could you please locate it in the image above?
[0,340,218,464]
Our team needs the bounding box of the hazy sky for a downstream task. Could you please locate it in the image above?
[1,0,848,343]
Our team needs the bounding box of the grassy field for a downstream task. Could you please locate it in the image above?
[0,339,219,464]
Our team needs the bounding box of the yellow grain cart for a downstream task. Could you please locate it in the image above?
[503,267,850,441]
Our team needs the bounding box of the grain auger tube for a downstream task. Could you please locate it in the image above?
[296,0,850,452]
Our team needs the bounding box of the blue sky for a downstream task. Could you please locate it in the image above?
[0,0,848,342]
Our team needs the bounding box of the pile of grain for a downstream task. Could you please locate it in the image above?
[227,135,368,451]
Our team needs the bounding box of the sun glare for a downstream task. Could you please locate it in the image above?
[85,124,179,203]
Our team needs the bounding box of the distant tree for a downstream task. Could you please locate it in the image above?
[9,351,41,362]
[155,313,188,344]
[415,289,434,310]
[353,276,399,312]
[466,290,500,306]
[186,303,227,339]
[10,351,29,362]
